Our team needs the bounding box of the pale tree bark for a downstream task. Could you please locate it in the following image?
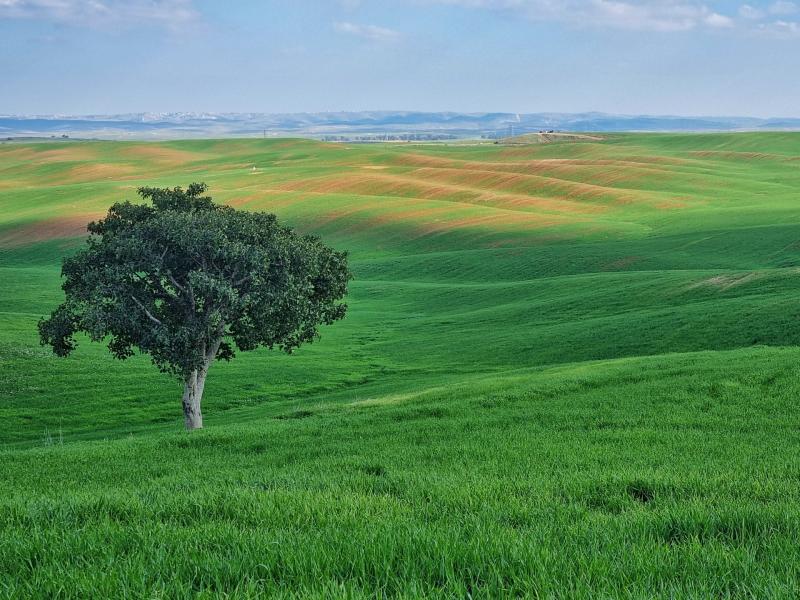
[182,338,222,430]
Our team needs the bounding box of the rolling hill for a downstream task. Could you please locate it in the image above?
[1,133,800,597]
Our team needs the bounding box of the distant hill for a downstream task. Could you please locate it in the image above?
[2,111,800,140]
[499,132,606,145]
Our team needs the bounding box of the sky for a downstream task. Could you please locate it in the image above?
[1,0,799,117]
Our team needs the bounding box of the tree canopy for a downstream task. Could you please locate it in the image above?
[39,183,351,429]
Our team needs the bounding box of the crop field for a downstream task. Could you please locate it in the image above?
[2,133,800,597]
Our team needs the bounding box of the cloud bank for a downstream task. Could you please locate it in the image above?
[0,0,198,27]
[424,0,798,35]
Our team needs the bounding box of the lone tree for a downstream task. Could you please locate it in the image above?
[39,183,350,430]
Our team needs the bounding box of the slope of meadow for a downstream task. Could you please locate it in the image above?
[1,134,800,597]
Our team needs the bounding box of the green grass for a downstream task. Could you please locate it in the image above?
[1,133,800,597]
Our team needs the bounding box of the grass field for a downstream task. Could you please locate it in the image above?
[2,133,800,597]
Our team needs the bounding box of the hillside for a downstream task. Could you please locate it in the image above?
[499,132,606,144]
[1,133,800,596]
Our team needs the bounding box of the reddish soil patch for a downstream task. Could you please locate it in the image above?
[35,147,101,163]
[274,171,610,216]
[655,199,690,210]
[615,155,695,166]
[0,214,101,247]
[63,163,138,183]
[0,179,25,191]
[309,199,583,240]
[0,146,100,164]
[120,145,206,166]
[389,153,460,169]
[406,166,643,204]
[687,151,791,161]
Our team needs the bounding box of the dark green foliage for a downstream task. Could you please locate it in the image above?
[38,183,350,379]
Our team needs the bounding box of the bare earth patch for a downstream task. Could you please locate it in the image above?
[0,214,101,247]
[120,145,206,166]
[687,151,798,161]
[0,146,100,164]
[64,163,138,183]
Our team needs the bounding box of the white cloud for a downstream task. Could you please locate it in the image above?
[334,21,402,42]
[769,1,798,14]
[757,18,800,35]
[739,4,764,19]
[704,11,734,27]
[422,0,737,32]
[0,0,198,27]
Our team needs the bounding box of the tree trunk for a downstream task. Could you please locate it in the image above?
[182,338,222,430]
[182,368,207,430]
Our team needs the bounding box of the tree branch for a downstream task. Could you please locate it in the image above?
[130,295,163,326]
[167,272,187,293]
[205,330,225,364]
[132,270,178,301]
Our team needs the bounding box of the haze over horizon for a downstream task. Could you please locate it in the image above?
[3,0,800,118]
[4,110,800,120]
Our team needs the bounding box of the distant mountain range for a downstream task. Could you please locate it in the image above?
[2,111,800,141]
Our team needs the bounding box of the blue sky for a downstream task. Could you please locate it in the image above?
[2,0,799,116]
